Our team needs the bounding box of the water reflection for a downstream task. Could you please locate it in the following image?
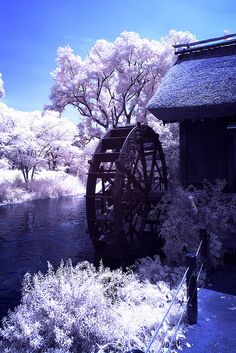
[0,196,94,319]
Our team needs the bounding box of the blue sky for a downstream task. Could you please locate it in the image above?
[1,0,236,122]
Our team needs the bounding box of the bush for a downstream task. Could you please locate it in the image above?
[158,181,236,267]
[0,169,85,204]
[0,260,186,353]
[0,172,29,204]
[28,171,84,199]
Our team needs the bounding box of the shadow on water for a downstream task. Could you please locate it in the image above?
[0,196,95,320]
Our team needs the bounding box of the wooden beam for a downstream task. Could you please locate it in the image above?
[93,152,120,162]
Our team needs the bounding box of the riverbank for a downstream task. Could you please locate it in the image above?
[0,169,85,205]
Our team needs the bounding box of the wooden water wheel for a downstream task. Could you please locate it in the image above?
[86,123,167,260]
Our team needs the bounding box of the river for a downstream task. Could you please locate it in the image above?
[0,196,95,320]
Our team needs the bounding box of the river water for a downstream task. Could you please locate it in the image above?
[0,196,95,320]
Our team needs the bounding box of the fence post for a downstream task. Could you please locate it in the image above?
[199,228,209,276]
[186,253,198,324]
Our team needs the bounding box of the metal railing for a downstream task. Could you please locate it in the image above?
[127,228,209,353]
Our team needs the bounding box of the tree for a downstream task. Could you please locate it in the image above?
[0,73,4,98]
[0,103,22,161]
[48,30,195,142]
[0,106,50,182]
[38,110,80,172]
[0,104,80,182]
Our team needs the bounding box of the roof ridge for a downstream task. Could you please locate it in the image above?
[174,33,236,55]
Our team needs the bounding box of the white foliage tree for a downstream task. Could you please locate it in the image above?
[37,110,80,172]
[0,73,4,98]
[0,104,81,182]
[48,30,195,143]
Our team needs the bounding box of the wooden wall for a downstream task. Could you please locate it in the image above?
[179,118,236,191]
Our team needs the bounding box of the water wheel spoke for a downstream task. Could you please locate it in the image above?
[135,166,144,181]
[154,161,163,179]
[105,178,115,186]
[149,145,158,181]
[131,151,141,174]
[139,141,149,190]
[116,160,146,195]
[125,203,150,245]
[131,199,145,216]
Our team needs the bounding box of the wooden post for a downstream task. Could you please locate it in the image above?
[186,253,198,324]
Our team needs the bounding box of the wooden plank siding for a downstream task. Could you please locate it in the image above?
[180,119,236,191]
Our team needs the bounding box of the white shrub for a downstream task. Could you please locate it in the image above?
[0,171,30,204]
[28,171,85,199]
[0,260,186,353]
[158,181,235,267]
[0,169,85,204]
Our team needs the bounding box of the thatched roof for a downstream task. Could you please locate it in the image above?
[147,40,236,122]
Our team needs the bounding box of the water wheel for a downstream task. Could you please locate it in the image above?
[86,123,167,260]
